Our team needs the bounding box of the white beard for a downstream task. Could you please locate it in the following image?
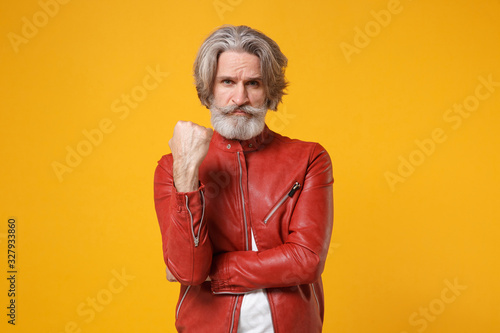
[210,103,268,140]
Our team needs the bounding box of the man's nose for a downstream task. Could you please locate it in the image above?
[231,83,249,106]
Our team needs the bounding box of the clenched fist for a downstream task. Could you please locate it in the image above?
[169,121,213,192]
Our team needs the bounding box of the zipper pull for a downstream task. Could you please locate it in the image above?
[288,182,301,197]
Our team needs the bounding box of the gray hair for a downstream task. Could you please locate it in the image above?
[193,25,288,111]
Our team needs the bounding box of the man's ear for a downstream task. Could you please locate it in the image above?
[267,98,277,111]
[205,95,214,109]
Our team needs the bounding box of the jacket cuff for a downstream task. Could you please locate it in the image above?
[210,253,232,293]
[170,182,205,212]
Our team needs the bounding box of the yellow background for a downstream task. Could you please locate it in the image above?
[1,0,499,332]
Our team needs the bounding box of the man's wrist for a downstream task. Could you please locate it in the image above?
[173,161,200,192]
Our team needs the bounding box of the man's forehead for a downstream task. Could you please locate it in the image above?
[216,51,261,77]
[216,75,263,81]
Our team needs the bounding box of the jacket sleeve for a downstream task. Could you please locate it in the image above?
[210,144,334,293]
[154,154,212,285]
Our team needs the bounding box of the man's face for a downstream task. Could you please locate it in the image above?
[210,51,268,140]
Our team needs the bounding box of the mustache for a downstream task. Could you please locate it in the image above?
[216,104,267,115]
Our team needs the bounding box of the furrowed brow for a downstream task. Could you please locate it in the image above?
[216,76,262,81]
[216,76,235,81]
[246,77,262,82]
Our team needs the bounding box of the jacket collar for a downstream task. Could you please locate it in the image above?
[212,125,273,153]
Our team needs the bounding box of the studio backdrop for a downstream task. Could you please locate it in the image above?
[1,0,499,332]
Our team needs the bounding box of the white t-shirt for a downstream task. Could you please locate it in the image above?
[237,230,275,333]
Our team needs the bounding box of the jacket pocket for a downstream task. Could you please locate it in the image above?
[263,181,301,224]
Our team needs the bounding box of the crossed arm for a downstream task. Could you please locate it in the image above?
[154,121,333,291]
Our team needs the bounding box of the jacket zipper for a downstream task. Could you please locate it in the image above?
[229,152,249,332]
[311,283,320,312]
[176,285,191,319]
[184,191,205,247]
[263,181,301,224]
[229,295,240,333]
[236,152,249,251]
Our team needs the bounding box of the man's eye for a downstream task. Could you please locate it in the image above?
[222,79,232,84]
[248,81,259,86]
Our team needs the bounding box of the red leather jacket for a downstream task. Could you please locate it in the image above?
[154,126,334,332]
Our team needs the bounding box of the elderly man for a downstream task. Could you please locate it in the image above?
[154,25,334,333]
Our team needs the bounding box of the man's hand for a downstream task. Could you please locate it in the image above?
[169,121,213,192]
[166,267,211,283]
[166,267,178,282]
